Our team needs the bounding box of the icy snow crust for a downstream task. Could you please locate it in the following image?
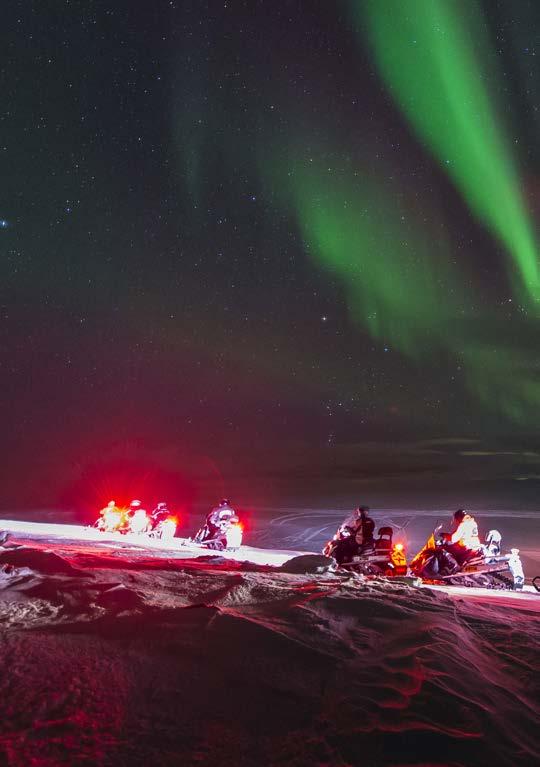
[0,522,539,766]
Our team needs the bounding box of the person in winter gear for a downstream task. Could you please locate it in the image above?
[124,499,150,533]
[151,501,170,524]
[126,499,147,519]
[336,505,375,549]
[441,509,481,566]
[484,529,502,558]
[206,499,239,535]
[99,500,117,515]
[95,500,120,530]
[196,499,239,543]
[324,505,375,560]
[353,506,375,549]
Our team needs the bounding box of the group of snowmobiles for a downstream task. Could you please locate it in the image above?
[323,506,526,591]
[93,498,243,551]
[94,499,178,540]
[94,499,526,590]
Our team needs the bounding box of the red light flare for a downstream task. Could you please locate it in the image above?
[59,458,197,521]
[232,507,254,534]
[392,528,411,554]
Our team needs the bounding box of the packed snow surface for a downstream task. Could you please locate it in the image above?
[0,516,538,766]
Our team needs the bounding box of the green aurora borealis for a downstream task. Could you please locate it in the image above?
[257,0,540,426]
[3,0,540,506]
[358,0,540,305]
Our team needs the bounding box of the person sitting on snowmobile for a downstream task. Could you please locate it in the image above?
[151,501,170,525]
[195,499,239,543]
[95,500,121,531]
[127,499,144,517]
[337,505,375,549]
[353,506,375,550]
[96,499,116,522]
[124,499,150,533]
[324,505,375,562]
[440,509,481,566]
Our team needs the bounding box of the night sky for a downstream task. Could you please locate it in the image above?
[2,1,540,511]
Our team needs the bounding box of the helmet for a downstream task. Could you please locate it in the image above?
[130,499,142,509]
[156,502,168,511]
[107,500,116,508]
[453,509,466,522]
[219,498,231,507]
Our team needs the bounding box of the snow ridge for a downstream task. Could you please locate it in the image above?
[0,542,538,766]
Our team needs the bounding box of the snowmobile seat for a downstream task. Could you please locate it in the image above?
[375,527,393,550]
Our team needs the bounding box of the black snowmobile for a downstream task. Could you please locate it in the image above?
[323,526,408,577]
[192,517,243,551]
[409,527,525,590]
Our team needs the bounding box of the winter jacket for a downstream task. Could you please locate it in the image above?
[207,506,238,530]
[450,514,481,550]
[354,516,375,546]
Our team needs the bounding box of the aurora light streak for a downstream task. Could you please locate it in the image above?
[265,144,540,426]
[353,0,540,306]
[277,156,461,357]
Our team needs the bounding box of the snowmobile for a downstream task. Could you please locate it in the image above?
[93,503,177,541]
[94,504,127,533]
[323,526,408,577]
[192,520,243,551]
[149,515,178,541]
[143,503,178,541]
[126,508,153,535]
[409,526,525,590]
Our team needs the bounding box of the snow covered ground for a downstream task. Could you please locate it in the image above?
[0,519,311,568]
[0,510,539,766]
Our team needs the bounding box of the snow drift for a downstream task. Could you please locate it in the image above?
[0,533,539,767]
